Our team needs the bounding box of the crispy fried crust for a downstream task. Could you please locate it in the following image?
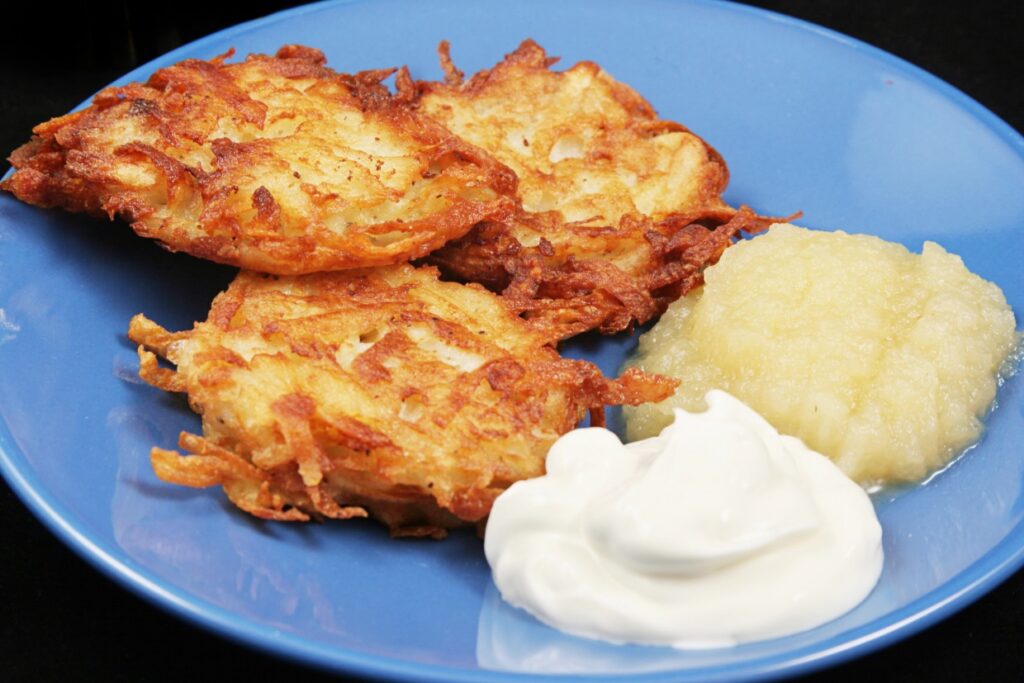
[433,207,779,339]
[405,40,779,335]
[409,40,728,224]
[428,206,781,339]
[3,45,517,274]
[129,265,676,537]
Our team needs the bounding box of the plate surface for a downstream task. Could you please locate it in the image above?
[1,0,1023,681]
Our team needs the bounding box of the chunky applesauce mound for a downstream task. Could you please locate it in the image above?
[626,224,1019,486]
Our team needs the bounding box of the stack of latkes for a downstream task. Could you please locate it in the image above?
[2,41,771,537]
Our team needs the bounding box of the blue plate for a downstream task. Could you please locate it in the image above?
[1,0,1022,680]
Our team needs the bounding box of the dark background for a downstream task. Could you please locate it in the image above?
[2,1,1022,680]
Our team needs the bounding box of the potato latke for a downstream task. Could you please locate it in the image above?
[406,40,772,335]
[413,40,727,225]
[3,46,516,274]
[130,265,675,537]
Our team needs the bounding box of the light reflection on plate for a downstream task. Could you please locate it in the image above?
[1,1,1023,681]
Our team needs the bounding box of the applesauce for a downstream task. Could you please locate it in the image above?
[625,224,1020,486]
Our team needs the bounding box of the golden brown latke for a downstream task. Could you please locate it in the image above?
[3,45,516,274]
[129,265,676,538]
[409,39,728,225]
[402,40,775,335]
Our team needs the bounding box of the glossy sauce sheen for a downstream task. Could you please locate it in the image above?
[485,391,884,648]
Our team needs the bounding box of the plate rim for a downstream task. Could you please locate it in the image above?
[1,0,1023,680]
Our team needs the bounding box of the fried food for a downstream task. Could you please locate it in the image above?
[129,265,676,538]
[429,206,774,339]
[411,40,726,225]
[403,40,772,335]
[3,46,516,274]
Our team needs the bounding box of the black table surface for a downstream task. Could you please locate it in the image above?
[2,2,1022,681]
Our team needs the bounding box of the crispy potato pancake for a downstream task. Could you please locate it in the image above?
[404,40,774,335]
[129,265,675,538]
[3,45,516,274]
[411,40,727,224]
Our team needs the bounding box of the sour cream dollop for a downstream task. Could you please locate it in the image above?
[484,390,884,648]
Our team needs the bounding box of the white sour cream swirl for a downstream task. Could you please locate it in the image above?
[485,390,884,648]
